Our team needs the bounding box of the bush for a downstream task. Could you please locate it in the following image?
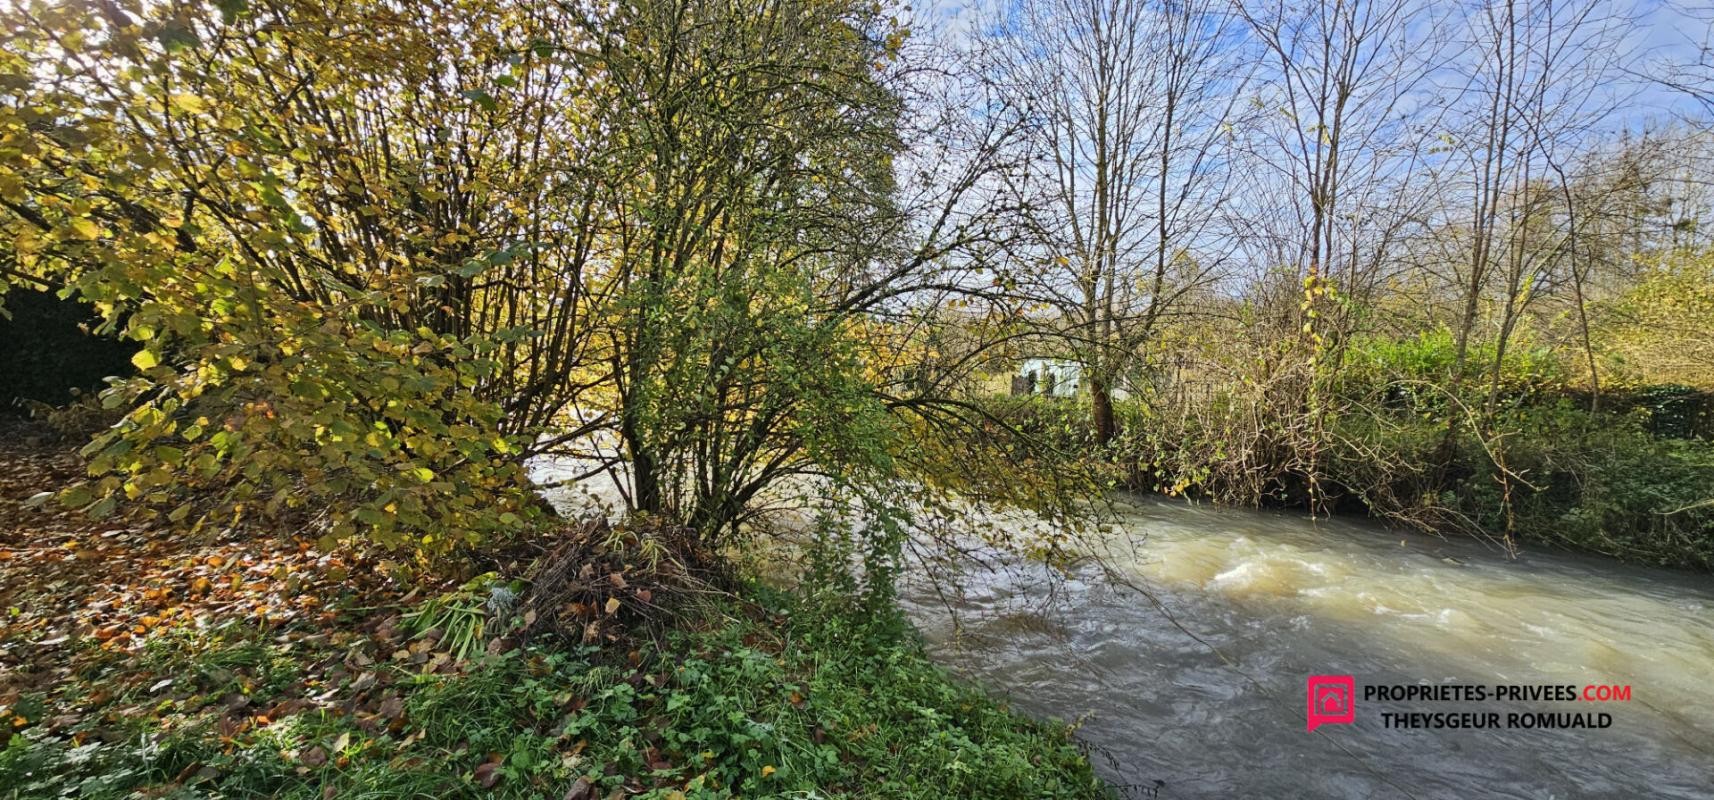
[1327,394,1714,569]
[975,363,1714,570]
[1493,406,1714,567]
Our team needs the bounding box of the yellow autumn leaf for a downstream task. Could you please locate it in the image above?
[604,596,621,615]
[68,217,101,239]
[132,350,159,370]
[169,93,210,114]
[761,765,776,778]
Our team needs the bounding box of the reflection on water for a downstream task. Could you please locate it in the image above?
[898,497,1714,800]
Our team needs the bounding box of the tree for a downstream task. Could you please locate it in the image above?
[980,0,1242,448]
[0,0,607,550]
[1226,0,1437,508]
[1438,0,1630,415]
[1597,248,1714,388]
[576,0,1100,545]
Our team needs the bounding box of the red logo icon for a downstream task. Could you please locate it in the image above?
[1307,675,1355,732]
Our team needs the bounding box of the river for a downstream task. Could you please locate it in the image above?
[896,496,1714,799]
[530,455,1714,799]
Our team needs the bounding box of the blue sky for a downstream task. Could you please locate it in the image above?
[914,0,1713,130]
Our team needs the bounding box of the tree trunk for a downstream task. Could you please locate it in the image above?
[623,413,662,515]
[1091,375,1117,448]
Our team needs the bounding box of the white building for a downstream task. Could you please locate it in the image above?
[1015,358,1082,398]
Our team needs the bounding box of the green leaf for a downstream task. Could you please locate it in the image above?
[88,496,118,519]
[214,0,251,23]
[59,485,93,508]
[461,89,498,112]
[156,22,201,52]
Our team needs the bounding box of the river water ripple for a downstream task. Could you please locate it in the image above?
[897,497,1714,800]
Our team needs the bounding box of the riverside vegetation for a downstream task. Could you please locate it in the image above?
[0,0,1109,795]
[989,325,1714,570]
[2,0,1713,797]
[0,430,1105,798]
[0,0,1107,795]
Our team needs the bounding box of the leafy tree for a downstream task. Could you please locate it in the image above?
[2,0,1095,566]
[1,0,611,551]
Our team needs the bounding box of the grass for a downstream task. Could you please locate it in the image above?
[1,587,1107,799]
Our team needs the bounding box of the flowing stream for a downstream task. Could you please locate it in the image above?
[896,497,1714,799]
[530,456,1714,799]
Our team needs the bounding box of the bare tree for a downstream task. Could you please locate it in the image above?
[1441,0,1631,407]
[1230,0,1438,308]
[983,0,1242,447]
[1223,0,1439,509]
[1641,2,1714,118]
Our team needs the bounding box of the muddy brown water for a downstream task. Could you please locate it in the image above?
[531,456,1714,799]
[896,497,1714,799]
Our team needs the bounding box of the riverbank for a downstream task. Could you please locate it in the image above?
[987,389,1714,571]
[0,432,1106,798]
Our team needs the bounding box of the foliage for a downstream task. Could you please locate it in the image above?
[401,574,514,663]
[1,434,1104,798]
[979,361,1714,569]
[0,0,607,555]
[1613,384,1714,440]
[1,0,1079,566]
[1595,249,1714,389]
[0,590,1106,800]
[1340,328,1568,399]
[1455,404,1714,567]
[969,269,1714,568]
[582,0,1025,548]
[1323,396,1714,568]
